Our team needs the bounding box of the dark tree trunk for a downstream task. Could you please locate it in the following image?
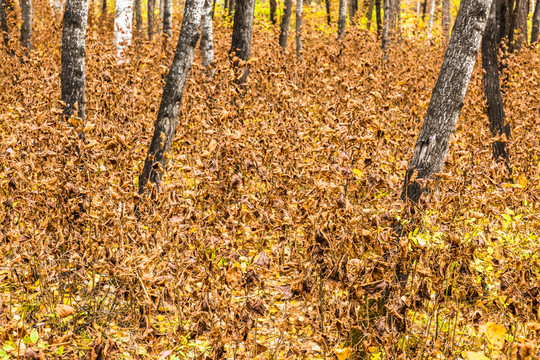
[0,0,10,49]
[532,0,540,42]
[20,0,32,52]
[349,0,357,24]
[228,0,234,16]
[338,0,348,36]
[442,0,450,39]
[497,0,509,43]
[61,0,89,123]
[270,0,277,24]
[230,0,255,84]
[296,0,302,59]
[421,0,427,20]
[135,0,142,39]
[375,0,382,37]
[325,0,331,24]
[482,0,510,165]
[201,0,214,75]
[513,0,528,48]
[401,0,492,203]
[138,0,204,194]
[366,0,374,29]
[382,0,390,49]
[279,0,292,47]
[148,0,155,39]
[163,0,172,37]
[102,0,106,15]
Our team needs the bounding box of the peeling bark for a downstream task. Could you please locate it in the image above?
[402,0,492,203]
[138,0,204,193]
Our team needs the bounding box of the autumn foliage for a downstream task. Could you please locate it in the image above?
[1,0,540,358]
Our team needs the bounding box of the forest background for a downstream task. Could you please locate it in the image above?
[0,0,540,357]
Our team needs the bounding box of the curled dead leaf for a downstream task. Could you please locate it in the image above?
[56,304,75,318]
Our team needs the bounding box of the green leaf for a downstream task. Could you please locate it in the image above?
[56,345,64,356]
[30,329,39,344]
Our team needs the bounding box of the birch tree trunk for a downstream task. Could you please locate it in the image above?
[148,0,155,39]
[138,0,204,194]
[401,0,492,203]
[230,0,255,84]
[427,0,435,40]
[296,0,302,59]
[279,0,292,48]
[482,0,510,165]
[325,0,331,24]
[416,0,420,16]
[163,0,172,37]
[20,0,32,52]
[442,0,449,39]
[114,0,134,60]
[532,0,540,42]
[338,0,348,36]
[0,0,10,49]
[201,0,214,74]
[61,0,89,123]
[270,0,276,24]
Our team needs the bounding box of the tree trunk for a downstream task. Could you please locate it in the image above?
[349,0,357,24]
[482,0,510,165]
[532,0,540,42]
[0,0,10,49]
[416,0,420,16]
[20,0,32,53]
[148,0,155,39]
[134,0,142,39]
[421,0,427,20]
[338,0,348,36]
[279,0,292,48]
[325,0,331,24]
[138,0,204,194]
[101,0,106,15]
[375,0,382,37]
[230,0,255,84]
[366,0,374,29]
[201,0,214,74]
[228,0,234,16]
[401,0,492,203]
[513,0,528,48]
[442,0,449,39]
[296,0,302,59]
[163,0,172,37]
[427,0,435,40]
[157,0,164,32]
[270,0,276,24]
[62,0,89,124]
[114,0,134,60]
[382,0,390,49]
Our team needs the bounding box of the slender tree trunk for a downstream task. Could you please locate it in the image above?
[349,0,357,24]
[0,0,10,49]
[421,0,427,20]
[157,0,164,32]
[138,0,204,194]
[514,0,528,48]
[201,0,214,74]
[101,0,106,15]
[482,0,510,165]
[163,0,172,37]
[279,0,292,48]
[338,0,348,36]
[382,0,390,49]
[148,0,155,39]
[296,0,302,59]
[366,0,374,29]
[230,0,255,84]
[442,0,449,39]
[375,0,382,37]
[228,0,234,15]
[61,0,89,124]
[270,0,276,23]
[114,0,134,60]
[427,0,435,40]
[532,0,540,42]
[20,0,32,53]
[416,0,421,16]
[401,0,492,203]
[135,0,142,39]
[55,0,62,12]
[325,0,331,24]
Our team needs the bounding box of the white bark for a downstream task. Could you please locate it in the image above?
[427,0,435,40]
[114,0,134,61]
[200,0,214,74]
[416,0,420,16]
[338,0,348,36]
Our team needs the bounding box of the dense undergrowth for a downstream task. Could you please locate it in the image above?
[1,0,540,358]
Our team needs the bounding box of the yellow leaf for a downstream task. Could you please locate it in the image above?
[463,351,489,360]
[485,322,506,349]
[516,175,527,188]
[335,347,352,360]
[352,169,363,178]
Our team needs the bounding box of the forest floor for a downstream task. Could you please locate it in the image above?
[1,1,540,359]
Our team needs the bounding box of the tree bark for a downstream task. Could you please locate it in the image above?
[134,0,142,39]
[338,0,348,36]
[442,0,449,39]
[427,0,435,40]
[532,0,540,42]
[325,0,331,24]
[382,0,390,49]
[349,0,357,24]
[163,0,172,38]
[230,0,255,84]
[513,0,528,48]
[201,0,214,74]
[0,0,10,49]
[138,0,204,194]
[102,0,106,15]
[61,0,89,123]
[270,0,276,24]
[296,0,302,59]
[157,0,164,32]
[279,0,292,48]
[416,0,421,16]
[228,0,234,16]
[401,0,492,203]
[482,0,510,165]
[20,0,32,52]
[421,0,427,20]
[148,0,155,39]
[375,0,382,37]
[366,0,374,29]
[114,0,134,60]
